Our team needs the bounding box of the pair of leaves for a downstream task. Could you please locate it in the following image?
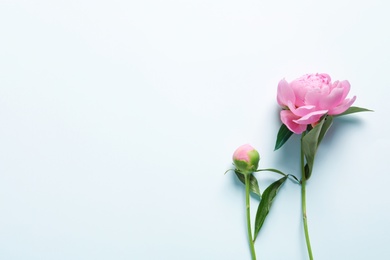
[274,106,372,151]
[274,116,332,169]
[302,106,372,179]
[233,171,288,242]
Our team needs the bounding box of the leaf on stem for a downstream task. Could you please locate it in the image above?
[318,115,333,146]
[302,116,333,180]
[235,170,261,198]
[274,124,294,150]
[335,106,373,117]
[253,176,287,241]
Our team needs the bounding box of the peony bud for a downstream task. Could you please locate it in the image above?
[232,144,260,174]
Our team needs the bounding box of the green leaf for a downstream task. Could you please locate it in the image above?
[274,124,294,150]
[317,115,333,146]
[302,123,321,179]
[301,116,333,180]
[234,170,261,198]
[253,176,287,241]
[304,163,311,180]
[335,106,373,117]
[300,106,372,179]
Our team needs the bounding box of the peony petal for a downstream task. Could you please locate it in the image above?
[320,83,330,95]
[293,110,328,125]
[318,73,331,83]
[288,103,316,117]
[277,79,295,107]
[290,80,306,107]
[304,88,322,107]
[280,110,307,134]
[318,84,344,110]
[339,80,351,101]
[328,96,356,115]
[330,80,339,91]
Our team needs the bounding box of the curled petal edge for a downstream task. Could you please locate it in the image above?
[293,110,328,125]
[277,79,296,107]
[280,110,307,134]
[328,96,356,115]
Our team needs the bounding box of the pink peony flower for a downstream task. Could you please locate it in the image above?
[277,73,356,134]
[233,144,260,174]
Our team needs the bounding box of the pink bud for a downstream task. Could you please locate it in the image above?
[233,144,260,174]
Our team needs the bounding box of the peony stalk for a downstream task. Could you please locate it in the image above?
[233,144,260,260]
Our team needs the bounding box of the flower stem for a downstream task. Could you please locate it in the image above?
[244,173,257,260]
[301,135,313,260]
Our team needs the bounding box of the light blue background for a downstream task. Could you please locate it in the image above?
[0,0,389,259]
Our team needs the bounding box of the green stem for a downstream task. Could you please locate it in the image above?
[301,135,313,260]
[245,173,257,260]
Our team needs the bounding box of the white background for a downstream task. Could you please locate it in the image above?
[1,0,389,259]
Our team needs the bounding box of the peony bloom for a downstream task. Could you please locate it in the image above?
[277,73,356,134]
[233,144,260,174]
